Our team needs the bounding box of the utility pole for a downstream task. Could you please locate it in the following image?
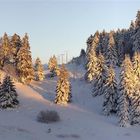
[57,55,60,65]
[66,51,68,63]
[61,54,65,64]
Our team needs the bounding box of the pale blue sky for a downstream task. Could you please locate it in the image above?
[0,0,140,63]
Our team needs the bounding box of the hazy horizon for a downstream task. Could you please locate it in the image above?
[0,0,140,64]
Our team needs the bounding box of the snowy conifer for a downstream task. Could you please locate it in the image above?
[100,31,109,55]
[55,64,72,105]
[96,30,108,55]
[132,28,140,52]
[85,31,99,82]
[132,52,140,79]
[105,32,118,67]
[129,52,140,125]
[135,10,140,28]
[117,55,135,127]
[48,55,58,77]
[129,85,140,125]
[16,33,34,84]
[0,33,10,67]
[117,89,129,127]
[10,33,22,65]
[103,66,118,115]
[117,37,125,66]
[0,76,19,109]
[85,49,98,82]
[92,53,107,97]
[130,20,135,31]
[132,11,140,52]
[86,31,99,55]
[34,57,45,81]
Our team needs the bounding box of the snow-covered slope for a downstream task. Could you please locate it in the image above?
[0,65,140,140]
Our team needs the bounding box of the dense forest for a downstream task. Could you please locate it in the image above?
[83,11,140,127]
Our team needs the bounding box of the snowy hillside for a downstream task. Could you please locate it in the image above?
[0,64,140,140]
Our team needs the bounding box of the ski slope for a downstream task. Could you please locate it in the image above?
[0,65,140,140]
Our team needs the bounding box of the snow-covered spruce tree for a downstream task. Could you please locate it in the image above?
[48,55,58,77]
[132,52,140,79]
[129,52,140,125]
[77,49,86,66]
[0,76,19,109]
[92,53,107,97]
[10,33,22,65]
[117,55,135,127]
[130,20,135,31]
[0,33,11,67]
[85,49,98,82]
[129,85,140,125]
[86,35,93,56]
[132,28,140,52]
[102,66,118,115]
[132,11,140,52]
[34,57,45,81]
[135,10,140,28]
[85,31,99,82]
[117,87,129,127]
[129,21,136,41]
[55,64,72,105]
[86,31,99,55]
[117,36,125,66]
[105,32,118,67]
[101,31,109,55]
[114,28,125,67]
[96,30,108,55]
[16,33,34,84]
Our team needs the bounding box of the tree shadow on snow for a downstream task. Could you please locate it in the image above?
[29,79,57,102]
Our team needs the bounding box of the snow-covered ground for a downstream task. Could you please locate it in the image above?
[0,64,140,140]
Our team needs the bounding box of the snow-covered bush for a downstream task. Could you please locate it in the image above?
[37,110,60,123]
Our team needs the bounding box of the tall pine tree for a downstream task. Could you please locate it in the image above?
[0,76,19,109]
[16,33,34,84]
[132,11,140,52]
[48,55,58,77]
[132,52,140,79]
[85,49,98,82]
[85,31,99,82]
[103,66,118,115]
[92,53,107,97]
[129,52,140,125]
[117,55,135,127]
[86,31,99,55]
[34,57,45,81]
[55,64,72,105]
[10,33,22,65]
[129,85,140,125]
[105,32,118,67]
[135,10,140,28]
[0,33,11,67]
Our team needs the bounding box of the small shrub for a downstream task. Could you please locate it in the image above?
[37,110,60,123]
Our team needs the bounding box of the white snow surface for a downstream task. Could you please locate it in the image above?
[0,64,140,140]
